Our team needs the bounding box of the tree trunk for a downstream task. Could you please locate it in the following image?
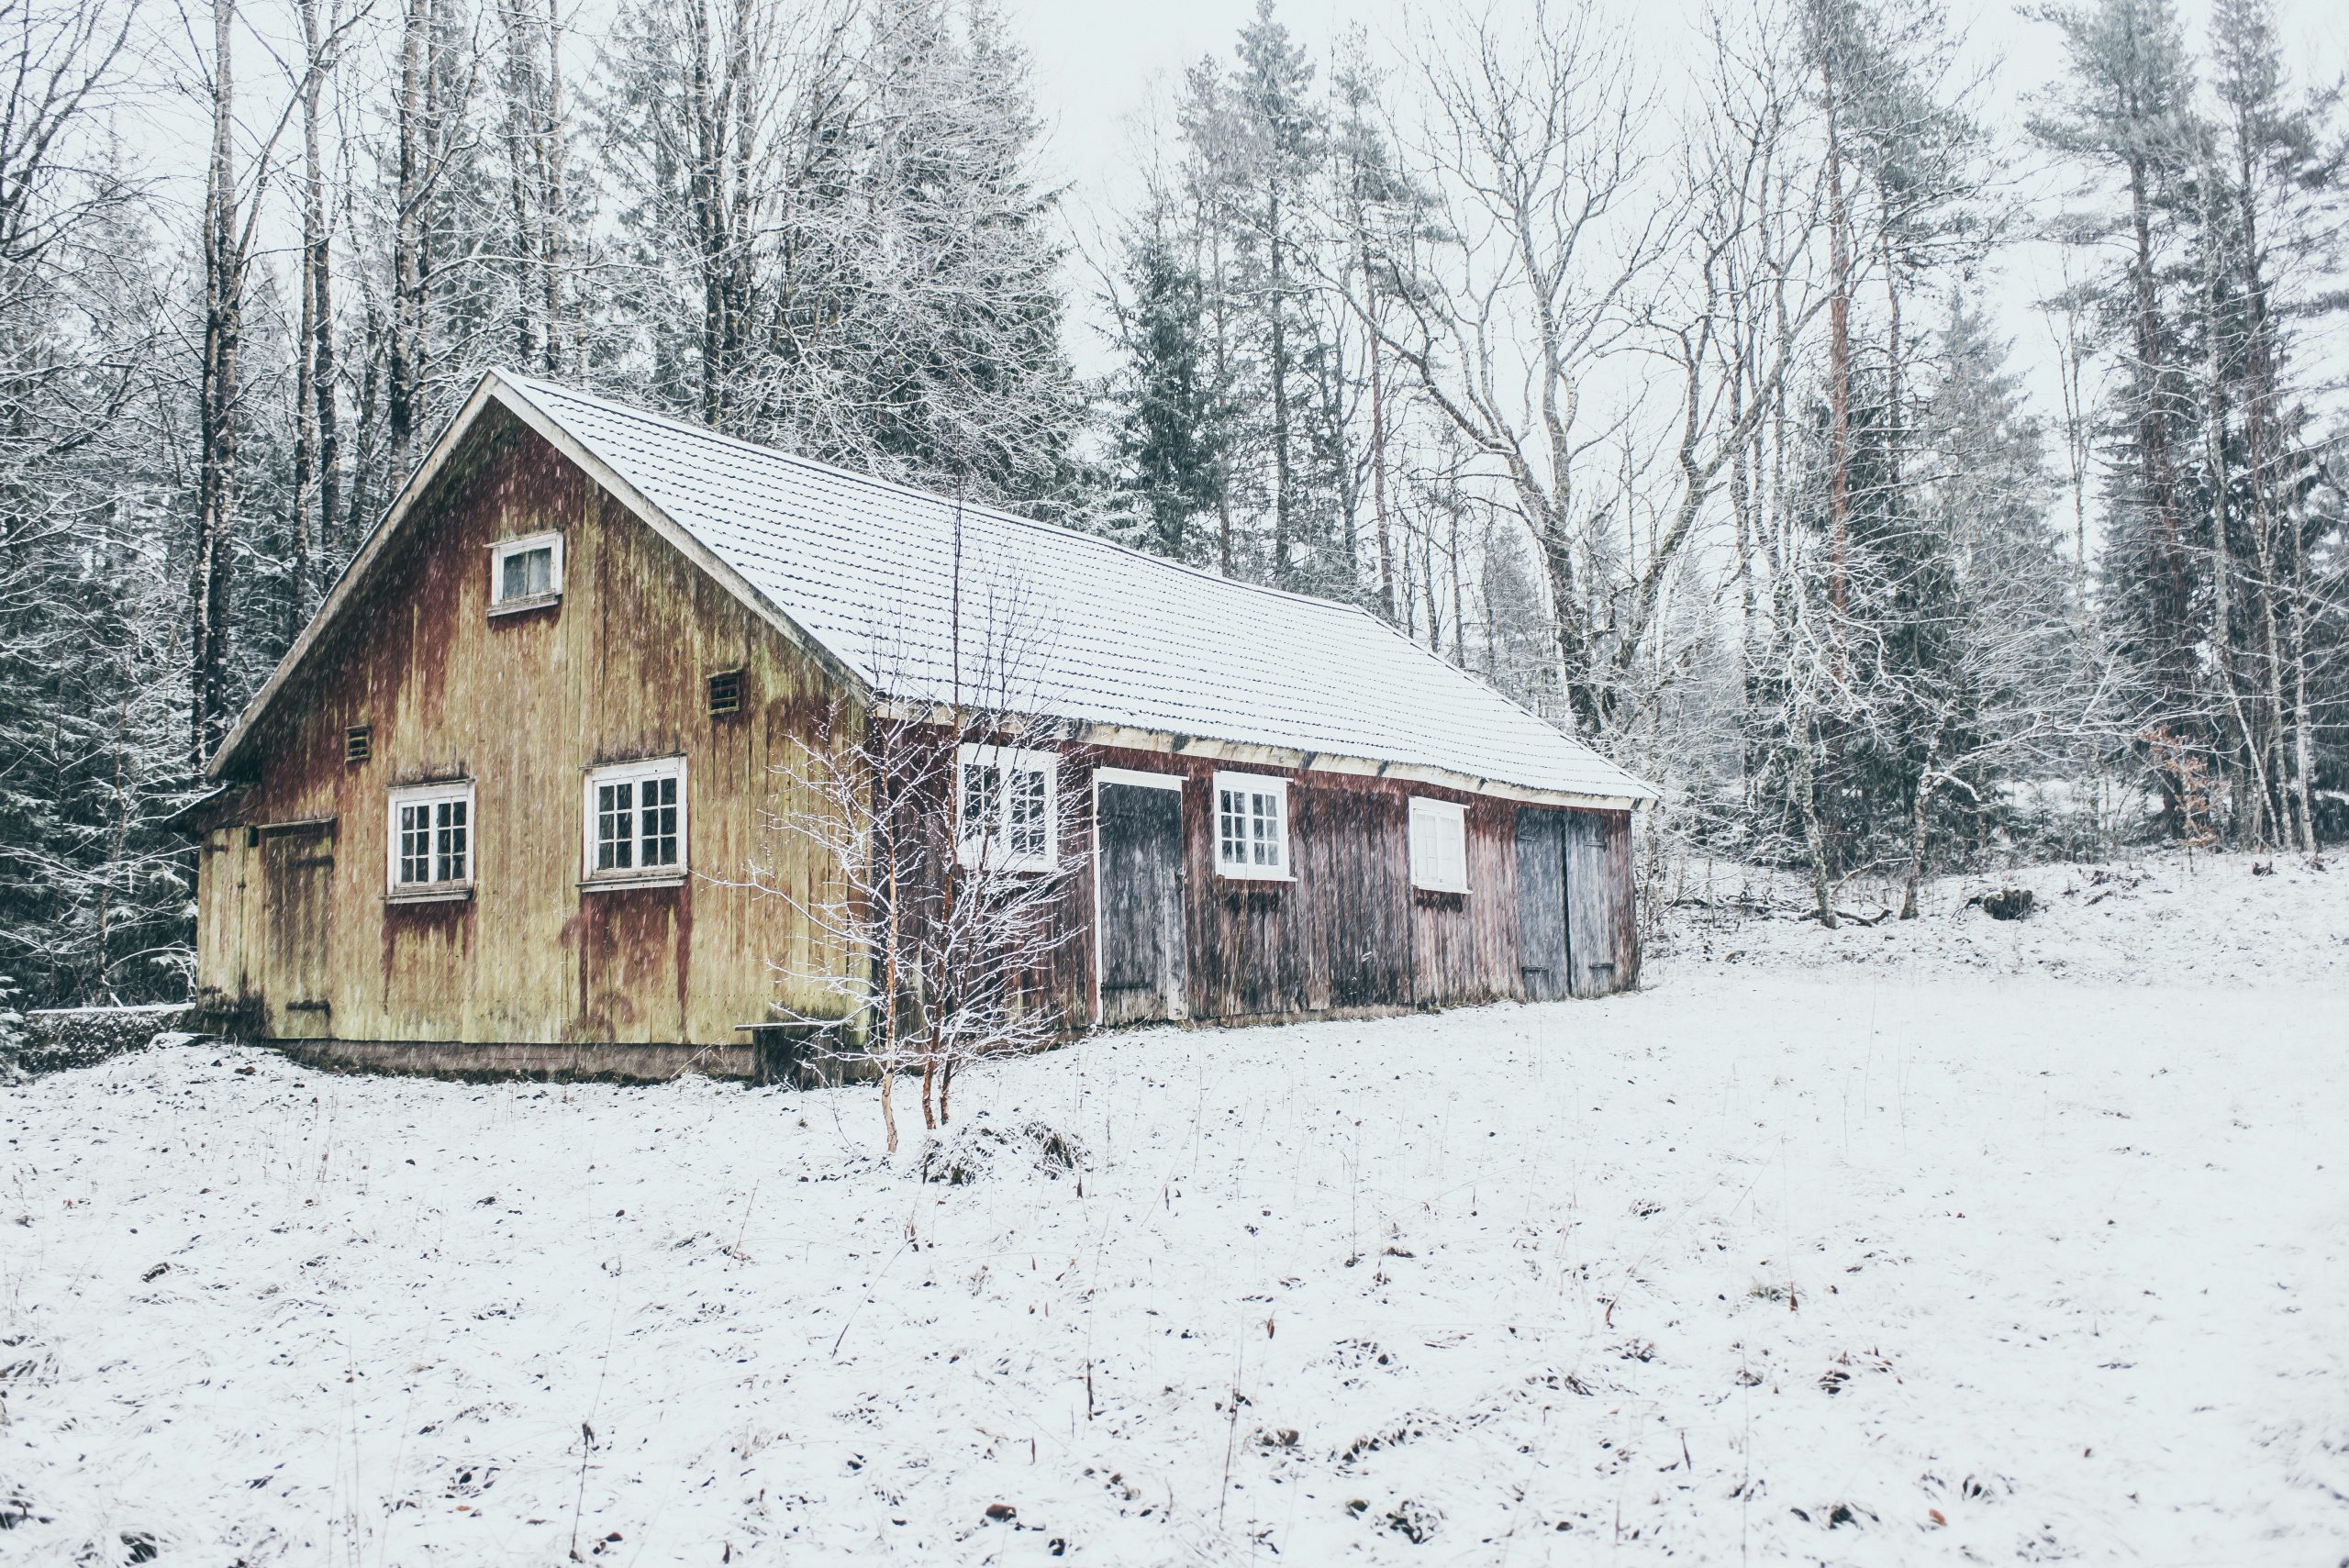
[1365,269,1396,619]
[1820,42,1852,628]
[539,0,567,373]
[389,0,430,469]
[2232,117,2314,853]
[2128,151,2192,795]
[503,6,538,366]
[1266,183,1294,588]
[1796,705,1835,929]
[311,83,340,570]
[289,0,335,639]
[1900,776,1933,920]
[191,0,241,766]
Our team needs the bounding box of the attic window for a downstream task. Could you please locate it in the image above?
[707,669,743,717]
[1408,797,1469,894]
[489,531,562,614]
[1214,772,1290,881]
[345,725,372,764]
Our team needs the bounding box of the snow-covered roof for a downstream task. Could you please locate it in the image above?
[216,372,1653,806]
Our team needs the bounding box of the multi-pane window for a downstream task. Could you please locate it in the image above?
[955,744,1057,873]
[385,783,474,897]
[1008,766,1049,860]
[489,531,562,610]
[583,759,686,884]
[1213,772,1289,880]
[1408,797,1470,894]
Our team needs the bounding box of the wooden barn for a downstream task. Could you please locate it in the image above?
[186,372,1656,1080]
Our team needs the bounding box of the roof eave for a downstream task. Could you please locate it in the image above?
[872,700,1652,809]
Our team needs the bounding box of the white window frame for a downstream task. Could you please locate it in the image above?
[1408,796,1471,894]
[488,529,563,613]
[956,743,1060,873]
[1213,771,1291,881]
[384,780,476,901]
[581,756,688,888]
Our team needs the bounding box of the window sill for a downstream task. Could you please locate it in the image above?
[1412,883,1471,897]
[956,848,1061,875]
[385,886,473,906]
[1215,868,1295,884]
[579,873,687,893]
[488,592,562,618]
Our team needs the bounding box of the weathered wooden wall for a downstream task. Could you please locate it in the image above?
[1058,751,1629,1026]
[193,408,858,1068]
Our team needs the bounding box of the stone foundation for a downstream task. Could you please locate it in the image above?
[273,1038,759,1084]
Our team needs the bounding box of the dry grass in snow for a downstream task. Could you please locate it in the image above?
[3,853,2344,1563]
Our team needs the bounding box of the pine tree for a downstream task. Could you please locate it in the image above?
[840,0,1079,506]
[2201,0,2342,848]
[2032,0,2203,825]
[1108,208,1226,562]
[1227,0,1322,588]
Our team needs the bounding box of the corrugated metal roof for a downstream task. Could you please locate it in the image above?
[497,373,1652,804]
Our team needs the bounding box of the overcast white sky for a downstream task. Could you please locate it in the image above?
[1016,0,2349,217]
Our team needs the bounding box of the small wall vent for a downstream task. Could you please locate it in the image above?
[345,725,373,764]
[707,669,744,717]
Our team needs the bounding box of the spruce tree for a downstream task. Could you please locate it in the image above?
[1108,212,1226,562]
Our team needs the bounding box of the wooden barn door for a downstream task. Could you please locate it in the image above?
[1564,811,1635,997]
[1095,776,1188,1025]
[1514,809,1569,1001]
[258,819,337,1039]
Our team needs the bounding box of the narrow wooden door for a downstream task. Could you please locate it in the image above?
[1562,812,1624,997]
[258,820,336,1039]
[1514,809,1568,1001]
[1096,781,1188,1024]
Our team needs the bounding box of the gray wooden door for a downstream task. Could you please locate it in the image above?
[1097,781,1188,1024]
[1563,812,1623,997]
[259,820,336,1039]
[1514,809,1568,1001]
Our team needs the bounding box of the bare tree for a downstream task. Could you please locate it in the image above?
[288,0,355,635]
[753,569,1085,1152]
[1370,4,1673,732]
[494,0,568,373]
[386,0,480,469]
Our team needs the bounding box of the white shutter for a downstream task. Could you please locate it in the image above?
[1409,798,1469,893]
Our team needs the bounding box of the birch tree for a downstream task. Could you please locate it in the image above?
[1375,4,1672,732]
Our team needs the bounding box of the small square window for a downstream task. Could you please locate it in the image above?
[1408,797,1470,894]
[345,725,372,764]
[955,744,1058,873]
[489,531,563,612]
[707,669,743,716]
[1213,772,1290,881]
[583,758,687,886]
[385,781,475,899]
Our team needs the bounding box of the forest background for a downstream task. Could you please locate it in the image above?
[3,0,2343,1012]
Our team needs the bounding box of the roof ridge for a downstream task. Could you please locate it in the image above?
[492,370,1406,627]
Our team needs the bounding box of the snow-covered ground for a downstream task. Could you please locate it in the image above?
[1653,847,2347,986]
[5,854,2344,1564]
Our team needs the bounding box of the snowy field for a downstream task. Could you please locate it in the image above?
[5,854,2344,1564]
